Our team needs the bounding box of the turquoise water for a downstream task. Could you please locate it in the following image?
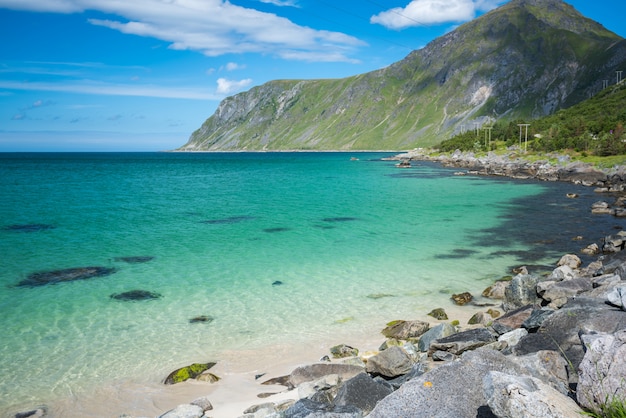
[0,152,620,415]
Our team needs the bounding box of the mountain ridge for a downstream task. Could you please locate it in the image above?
[180,0,626,151]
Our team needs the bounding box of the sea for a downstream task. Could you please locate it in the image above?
[1,151,624,416]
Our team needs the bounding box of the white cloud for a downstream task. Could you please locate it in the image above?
[216,78,253,95]
[225,62,245,72]
[371,0,503,30]
[0,80,219,100]
[259,0,298,6]
[0,0,363,62]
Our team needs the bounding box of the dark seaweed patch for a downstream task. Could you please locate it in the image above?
[17,266,117,287]
[110,290,162,301]
[263,227,291,233]
[433,249,479,260]
[321,217,359,223]
[4,224,55,232]
[201,216,257,225]
[113,256,155,264]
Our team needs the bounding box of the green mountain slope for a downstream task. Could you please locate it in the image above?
[180,0,626,151]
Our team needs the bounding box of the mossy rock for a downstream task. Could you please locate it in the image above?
[451,292,473,306]
[428,308,448,320]
[330,343,359,358]
[164,362,216,385]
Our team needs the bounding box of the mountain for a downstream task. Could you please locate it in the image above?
[179,0,626,151]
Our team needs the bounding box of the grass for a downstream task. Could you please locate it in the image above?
[583,397,626,418]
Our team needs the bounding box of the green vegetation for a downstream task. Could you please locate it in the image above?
[583,397,626,418]
[439,83,626,158]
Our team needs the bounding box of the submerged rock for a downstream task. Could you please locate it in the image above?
[189,315,214,324]
[451,292,473,305]
[427,308,448,320]
[17,266,117,287]
[110,289,162,301]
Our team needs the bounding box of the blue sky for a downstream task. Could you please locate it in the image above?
[1,0,625,151]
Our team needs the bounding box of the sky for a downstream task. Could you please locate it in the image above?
[1,0,625,151]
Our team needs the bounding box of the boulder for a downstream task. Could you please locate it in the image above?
[427,308,448,320]
[158,404,204,418]
[492,305,536,334]
[537,277,593,308]
[283,398,362,418]
[603,234,626,253]
[468,312,494,326]
[429,327,496,355]
[511,350,570,395]
[368,349,528,418]
[547,265,578,281]
[417,323,456,352]
[381,320,429,340]
[557,254,581,269]
[451,292,473,305]
[164,362,216,385]
[365,346,414,378]
[330,344,359,359]
[298,374,340,400]
[482,280,509,299]
[514,297,626,376]
[503,274,540,312]
[288,363,364,388]
[498,328,528,349]
[333,373,393,415]
[577,329,626,413]
[607,286,626,310]
[483,371,584,418]
[521,308,555,331]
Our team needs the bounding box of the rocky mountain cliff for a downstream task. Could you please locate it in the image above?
[180,0,626,151]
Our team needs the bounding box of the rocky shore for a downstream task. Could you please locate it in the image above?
[401,148,626,192]
[15,152,626,418]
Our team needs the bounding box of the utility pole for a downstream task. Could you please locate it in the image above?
[518,124,530,153]
[474,122,480,137]
[483,126,493,149]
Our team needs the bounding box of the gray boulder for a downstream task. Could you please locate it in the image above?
[483,371,584,418]
[607,286,626,310]
[158,404,203,418]
[537,277,593,309]
[368,349,527,418]
[381,320,429,340]
[283,399,362,418]
[503,274,540,312]
[365,346,414,378]
[577,329,626,413]
[289,363,364,388]
[417,323,456,352]
[510,350,570,395]
[333,373,393,415]
[492,305,535,334]
[514,297,626,377]
[429,327,496,355]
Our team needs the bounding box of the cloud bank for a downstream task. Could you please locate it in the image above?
[0,0,364,63]
[371,0,504,30]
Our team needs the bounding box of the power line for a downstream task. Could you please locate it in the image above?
[364,0,428,27]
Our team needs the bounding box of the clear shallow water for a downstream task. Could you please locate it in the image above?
[0,152,623,415]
